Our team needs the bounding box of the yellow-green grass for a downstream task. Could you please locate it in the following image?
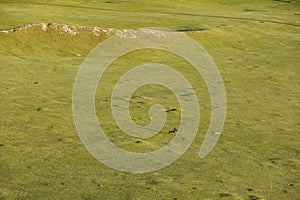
[0,0,299,30]
[0,0,299,199]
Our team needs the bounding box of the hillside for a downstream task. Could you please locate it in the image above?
[0,1,299,199]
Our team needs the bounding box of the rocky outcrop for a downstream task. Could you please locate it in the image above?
[0,23,122,36]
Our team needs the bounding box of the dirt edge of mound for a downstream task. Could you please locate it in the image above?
[0,22,122,36]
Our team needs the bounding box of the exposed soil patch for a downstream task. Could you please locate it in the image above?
[0,22,121,36]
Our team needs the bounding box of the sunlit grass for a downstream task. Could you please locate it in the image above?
[0,0,299,199]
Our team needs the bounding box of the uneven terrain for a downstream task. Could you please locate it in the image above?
[0,0,299,199]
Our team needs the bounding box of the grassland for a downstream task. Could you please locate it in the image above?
[0,0,299,199]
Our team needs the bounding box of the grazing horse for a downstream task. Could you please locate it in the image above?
[168,128,178,134]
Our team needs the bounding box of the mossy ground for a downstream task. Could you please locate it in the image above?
[0,0,299,199]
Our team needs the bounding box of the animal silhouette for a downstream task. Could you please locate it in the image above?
[168,128,178,134]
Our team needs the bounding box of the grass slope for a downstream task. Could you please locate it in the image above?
[0,0,299,199]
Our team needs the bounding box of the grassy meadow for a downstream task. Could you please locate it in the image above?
[0,0,299,199]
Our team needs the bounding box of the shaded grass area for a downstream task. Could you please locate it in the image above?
[0,0,299,30]
[0,0,300,199]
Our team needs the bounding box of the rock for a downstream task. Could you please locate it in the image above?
[219,193,232,198]
[1,30,9,34]
[41,23,47,31]
[0,22,122,36]
[249,195,259,200]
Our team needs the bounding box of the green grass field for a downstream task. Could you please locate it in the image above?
[0,0,299,199]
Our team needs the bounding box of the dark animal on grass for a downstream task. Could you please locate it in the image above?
[168,128,178,134]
